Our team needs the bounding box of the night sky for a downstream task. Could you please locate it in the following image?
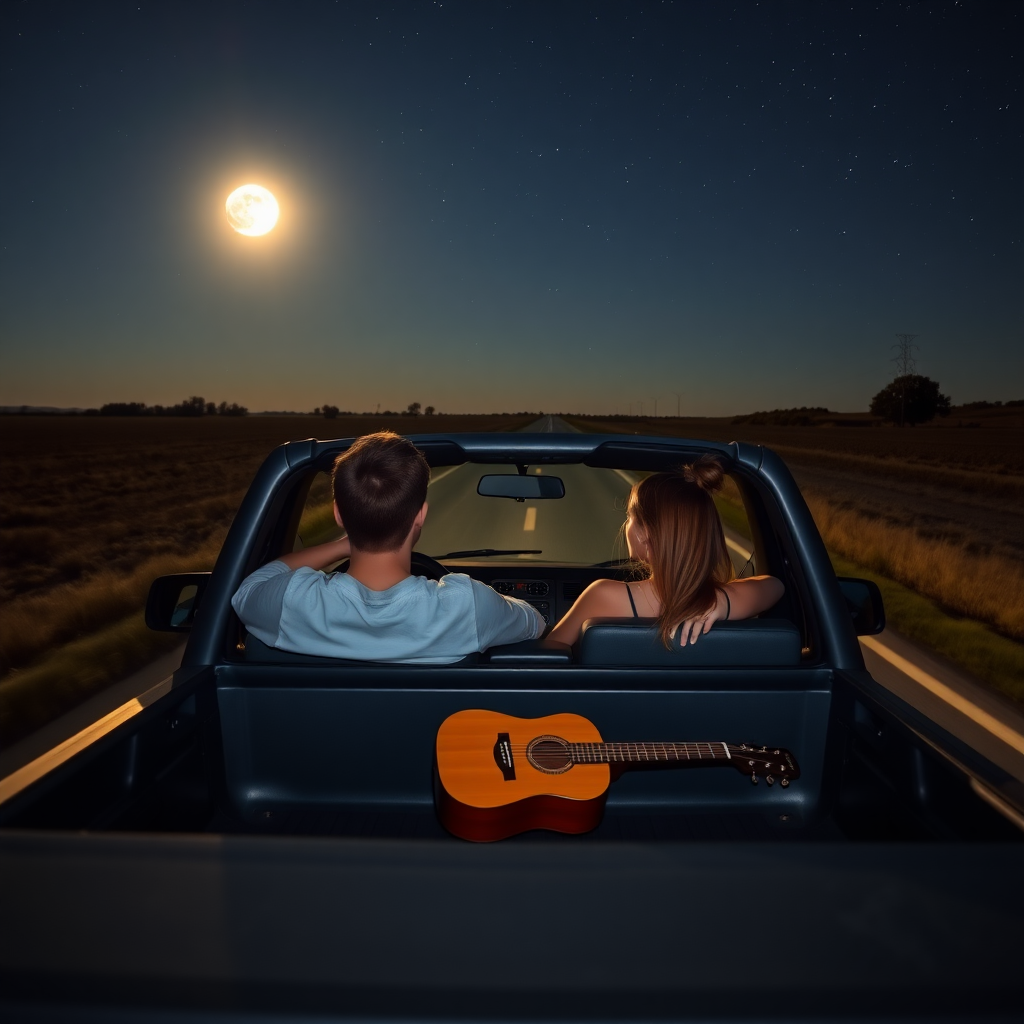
[2,1,1020,416]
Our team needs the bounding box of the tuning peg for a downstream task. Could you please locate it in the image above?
[766,775,775,786]
[780,778,790,788]
[750,774,759,785]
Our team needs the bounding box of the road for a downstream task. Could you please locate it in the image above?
[7,414,1022,796]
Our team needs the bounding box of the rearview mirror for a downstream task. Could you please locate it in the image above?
[837,577,885,636]
[477,475,565,499]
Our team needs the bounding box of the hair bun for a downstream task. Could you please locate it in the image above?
[681,455,725,494]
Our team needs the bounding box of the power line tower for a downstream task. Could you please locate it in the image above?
[891,333,919,427]
[892,333,919,376]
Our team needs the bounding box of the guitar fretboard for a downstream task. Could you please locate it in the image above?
[567,742,731,764]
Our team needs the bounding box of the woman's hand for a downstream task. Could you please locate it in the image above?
[676,589,729,646]
[676,576,784,645]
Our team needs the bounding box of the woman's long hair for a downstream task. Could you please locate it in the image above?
[628,456,734,647]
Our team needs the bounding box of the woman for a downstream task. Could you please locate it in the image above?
[547,456,784,647]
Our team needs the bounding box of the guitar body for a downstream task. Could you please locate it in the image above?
[435,710,611,842]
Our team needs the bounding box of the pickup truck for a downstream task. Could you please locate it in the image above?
[2,429,1022,1023]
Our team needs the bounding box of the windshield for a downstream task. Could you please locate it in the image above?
[296,460,757,572]
[419,464,633,566]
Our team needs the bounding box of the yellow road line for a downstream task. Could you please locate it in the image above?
[523,507,537,531]
[428,465,461,487]
[859,635,1024,755]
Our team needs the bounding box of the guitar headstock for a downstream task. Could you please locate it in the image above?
[727,743,800,786]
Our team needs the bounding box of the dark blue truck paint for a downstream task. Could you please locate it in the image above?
[1,432,1022,1023]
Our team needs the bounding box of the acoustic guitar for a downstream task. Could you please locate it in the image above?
[434,709,800,842]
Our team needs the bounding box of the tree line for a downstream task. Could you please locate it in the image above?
[316,401,436,419]
[95,396,248,416]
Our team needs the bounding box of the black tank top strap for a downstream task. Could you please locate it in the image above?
[625,583,639,618]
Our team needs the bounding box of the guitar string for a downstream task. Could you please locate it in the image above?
[497,745,774,753]
[501,743,767,754]
[497,743,786,766]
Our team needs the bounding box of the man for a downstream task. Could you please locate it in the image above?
[232,431,544,663]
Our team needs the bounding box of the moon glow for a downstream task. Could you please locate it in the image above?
[226,184,280,236]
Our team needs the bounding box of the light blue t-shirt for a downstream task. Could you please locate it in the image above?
[231,562,544,664]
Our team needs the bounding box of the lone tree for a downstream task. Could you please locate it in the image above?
[870,374,951,426]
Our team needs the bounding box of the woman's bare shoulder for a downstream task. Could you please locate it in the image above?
[582,578,633,611]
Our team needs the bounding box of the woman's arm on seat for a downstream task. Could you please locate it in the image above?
[724,575,785,620]
[678,575,785,645]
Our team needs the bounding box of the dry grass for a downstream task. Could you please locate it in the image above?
[0,414,533,741]
[825,552,1024,705]
[805,495,1024,642]
[0,545,223,669]
[714,493,1024,701]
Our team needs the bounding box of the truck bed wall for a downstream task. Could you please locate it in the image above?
[215,664,833,822]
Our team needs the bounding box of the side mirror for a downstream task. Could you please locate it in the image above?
[477,475,565,499]
[146,573,211,632]
[837,577,885,636]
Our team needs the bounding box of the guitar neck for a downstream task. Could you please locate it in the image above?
[567,741,732,765]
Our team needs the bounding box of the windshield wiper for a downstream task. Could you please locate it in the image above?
[432,548,543,559]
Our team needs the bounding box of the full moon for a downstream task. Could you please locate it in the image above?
[225,184,280,236]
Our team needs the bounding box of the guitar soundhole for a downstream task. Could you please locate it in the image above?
[526,736,573,774]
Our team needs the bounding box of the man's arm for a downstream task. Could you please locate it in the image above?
[472,581,545,648]
[275,535,351,572]
[231,537,351,642]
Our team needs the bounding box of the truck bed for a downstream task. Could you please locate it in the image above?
[3,827,1022,1022]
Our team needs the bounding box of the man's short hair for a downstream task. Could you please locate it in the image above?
[331,431,430,552]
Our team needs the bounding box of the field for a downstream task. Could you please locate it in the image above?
[571,406,1023,560]
[0,414,533,742]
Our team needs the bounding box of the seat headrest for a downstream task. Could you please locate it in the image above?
[577,618,802,667]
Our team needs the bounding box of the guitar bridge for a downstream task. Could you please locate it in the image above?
[493,733,516,781]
